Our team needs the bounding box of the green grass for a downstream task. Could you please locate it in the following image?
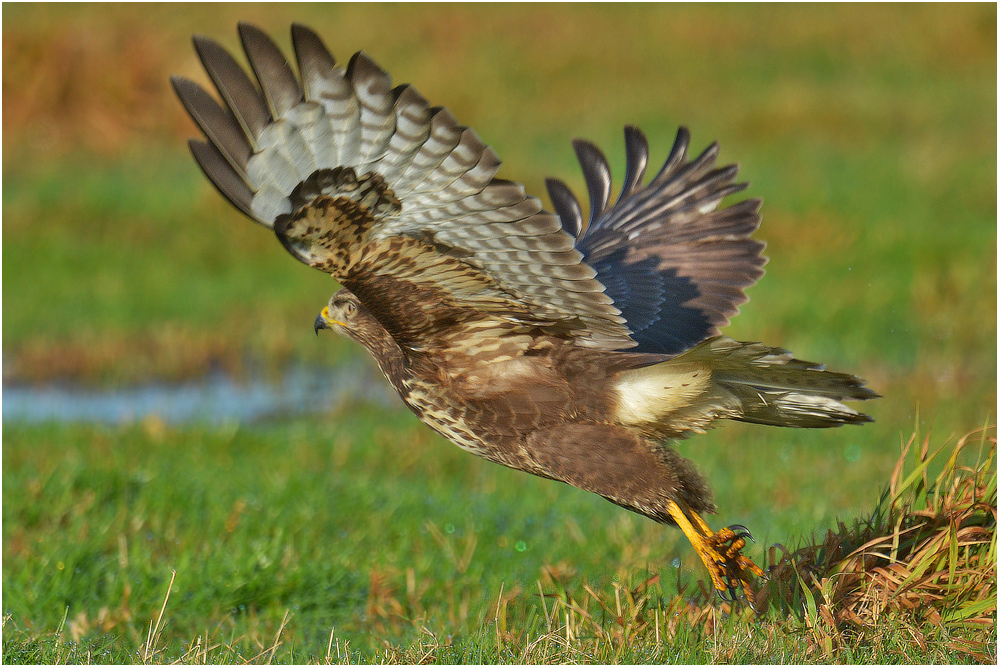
[3,408,994,663]
[2,2,996,663]
[2,415,994,663]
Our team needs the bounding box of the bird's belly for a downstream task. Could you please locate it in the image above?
[612,361,716,436]
[398,382,490,457]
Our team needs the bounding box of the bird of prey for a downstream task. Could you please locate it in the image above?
[173,23,876,606]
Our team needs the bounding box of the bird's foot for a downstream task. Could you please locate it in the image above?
[666,500,765,611]
[699,524,765,608]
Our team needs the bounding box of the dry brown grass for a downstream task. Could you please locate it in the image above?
[3,328,244,385]
[476,425,998,662]
[2,18,188,161]
[757,425,997,659]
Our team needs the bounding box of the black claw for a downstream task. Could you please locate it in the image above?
[728,524,755,543]
[718,584,758,611]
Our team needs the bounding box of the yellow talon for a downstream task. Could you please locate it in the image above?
[666,498,764,610]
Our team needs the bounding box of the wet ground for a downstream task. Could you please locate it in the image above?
[1,361,395,424]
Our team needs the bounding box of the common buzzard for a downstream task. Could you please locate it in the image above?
[173,23,876,607]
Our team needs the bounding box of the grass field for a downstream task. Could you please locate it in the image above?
[2,3,996,663]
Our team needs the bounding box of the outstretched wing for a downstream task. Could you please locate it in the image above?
[173,23,764,356]
[546,127,766,355]
[172,22,631,351]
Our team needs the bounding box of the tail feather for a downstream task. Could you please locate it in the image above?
[613,336,877,438]
[695,337,877,427]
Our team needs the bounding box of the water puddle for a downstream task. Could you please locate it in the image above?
[1,362,395,425]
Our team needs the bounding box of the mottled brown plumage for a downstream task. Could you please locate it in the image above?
[174,23,877,606]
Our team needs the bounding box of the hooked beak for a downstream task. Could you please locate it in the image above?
[314,306,344,336]
[313,312,328,336]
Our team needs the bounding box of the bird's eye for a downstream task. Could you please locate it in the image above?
[344,301,357,317]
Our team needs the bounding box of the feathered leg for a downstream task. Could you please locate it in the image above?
[525,423,763,609]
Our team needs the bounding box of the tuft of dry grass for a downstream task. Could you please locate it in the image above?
[758,425,997,659]
[487,425,998,662]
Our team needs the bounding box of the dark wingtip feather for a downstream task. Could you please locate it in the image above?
[238,22,303,119]
[188,138,256,221]
[680,141,721,183]
[169,73,191,101]
[346,50,391,88]
[289,23,340,101]
[618,126,649,202]
[650,126,692,186]
[546,178,585,238]
[171,75,252,180]
[290,22,317,37]
[572,139,612,231]
[289,22,331,67]
[192,33,270,146]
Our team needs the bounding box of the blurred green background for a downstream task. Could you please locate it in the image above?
[3,3,995,427]
[4,3,996,414]
[2,2,996,661]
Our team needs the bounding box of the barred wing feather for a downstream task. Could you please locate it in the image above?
[547,127,767,355]
[173,23,630,350]
[173,23,765,355]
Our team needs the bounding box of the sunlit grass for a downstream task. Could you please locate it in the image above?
[2,416,994,663]
[2,2,996,663]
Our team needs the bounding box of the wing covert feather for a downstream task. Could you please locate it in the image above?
[176,24,765,356]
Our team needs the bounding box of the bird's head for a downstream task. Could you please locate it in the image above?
[315,288,363,336]
[314,288,384,348]
[314,288,404,370]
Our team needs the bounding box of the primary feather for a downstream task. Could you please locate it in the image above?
[171,22,772,354]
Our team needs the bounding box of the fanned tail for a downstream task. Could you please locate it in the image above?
[613,336,877,438]
[697,338,877,428]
